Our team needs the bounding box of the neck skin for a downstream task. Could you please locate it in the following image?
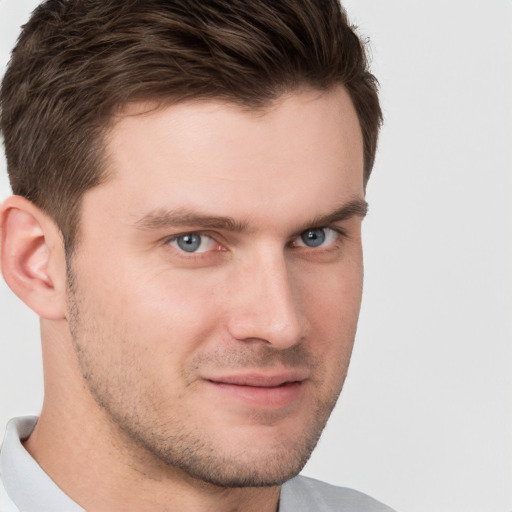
[23,321,281,512]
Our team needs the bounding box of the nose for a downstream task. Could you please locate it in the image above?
[226,250,305,349]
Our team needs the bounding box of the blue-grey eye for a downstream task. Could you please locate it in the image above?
[301,228,326,247]
[169,233,216,253]
[294,227,338,248]
[176,234,201,252]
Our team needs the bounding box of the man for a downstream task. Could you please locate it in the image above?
[0,1,393,510]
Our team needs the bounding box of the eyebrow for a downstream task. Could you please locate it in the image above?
[300,198,368,231]
[134,198,368,233]
[134,209,249,232]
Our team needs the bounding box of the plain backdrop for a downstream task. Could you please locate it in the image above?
[1,1,511,511]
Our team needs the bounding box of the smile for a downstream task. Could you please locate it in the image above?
[205,372,308,409]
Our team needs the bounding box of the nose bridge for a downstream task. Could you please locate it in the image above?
[227,245,304,348]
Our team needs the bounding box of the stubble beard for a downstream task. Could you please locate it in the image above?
[66,267,351,489]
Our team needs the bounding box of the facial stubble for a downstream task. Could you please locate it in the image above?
[66,265,353,488]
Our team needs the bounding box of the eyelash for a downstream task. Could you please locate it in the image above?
[165,231,224,258]
[289,226,347,249]
[164,226,347,259]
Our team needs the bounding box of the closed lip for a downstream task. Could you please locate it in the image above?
[205,371,309,388]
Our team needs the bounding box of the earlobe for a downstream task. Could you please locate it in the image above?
[0,195,67,320]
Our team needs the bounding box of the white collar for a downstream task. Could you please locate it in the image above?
[0,416,84,512]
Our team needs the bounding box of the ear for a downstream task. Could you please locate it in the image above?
[0,195,67,320]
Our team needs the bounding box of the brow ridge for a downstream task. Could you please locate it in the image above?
[134,198,368,234]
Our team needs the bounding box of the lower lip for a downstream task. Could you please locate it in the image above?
[206,381,305,409]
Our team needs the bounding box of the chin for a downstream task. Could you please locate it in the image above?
[143,419,326,489]
[170,444,315,488]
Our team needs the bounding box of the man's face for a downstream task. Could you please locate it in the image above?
[67,87,365,487]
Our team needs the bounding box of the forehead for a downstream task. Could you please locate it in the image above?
[87,87,364,228]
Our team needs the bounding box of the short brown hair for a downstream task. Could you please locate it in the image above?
[1,0,382,251]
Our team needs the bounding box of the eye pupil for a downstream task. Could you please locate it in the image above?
[177,234,201,252]
[301,229,325,247]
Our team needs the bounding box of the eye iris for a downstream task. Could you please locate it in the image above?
[177,234,201,252]
[301,229,325,247]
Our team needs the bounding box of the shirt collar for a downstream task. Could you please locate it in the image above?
[0,416,84,512]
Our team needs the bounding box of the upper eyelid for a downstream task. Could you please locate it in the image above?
[164,230,217,243]
[328,225,348,237]
[164,226,341,236]
[288,226,347,248]
[164,232,224,258]
[292,225,347,240]
[162,225,348,247]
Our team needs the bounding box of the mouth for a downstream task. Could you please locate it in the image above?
[204,371,308,409]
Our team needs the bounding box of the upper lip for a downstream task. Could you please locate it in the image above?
[206,371,309,388]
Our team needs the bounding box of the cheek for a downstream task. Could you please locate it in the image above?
[297,256,363,328]
[294,258,363,373]
[73,252,225,368]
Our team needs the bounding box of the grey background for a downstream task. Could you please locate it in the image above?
[1,1,511,511]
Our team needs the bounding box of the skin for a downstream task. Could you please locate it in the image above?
[0,86,365,512]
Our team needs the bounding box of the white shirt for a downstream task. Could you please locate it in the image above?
[0,417,395,512]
